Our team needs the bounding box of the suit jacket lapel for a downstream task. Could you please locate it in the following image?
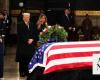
[23,21,30,30]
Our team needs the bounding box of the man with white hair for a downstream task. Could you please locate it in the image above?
[17,12,38,77]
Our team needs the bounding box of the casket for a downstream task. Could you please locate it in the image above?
[28,41,100,80]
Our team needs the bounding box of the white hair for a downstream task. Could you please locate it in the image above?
[22,13,30,16]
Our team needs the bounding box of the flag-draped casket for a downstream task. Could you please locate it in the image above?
[29,41,100,74]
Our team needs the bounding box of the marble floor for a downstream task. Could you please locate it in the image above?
[3,45,26,80]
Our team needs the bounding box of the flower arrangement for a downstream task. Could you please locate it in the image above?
[39,24,68,43]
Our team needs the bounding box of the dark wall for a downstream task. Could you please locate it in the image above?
[10,0,100,25]
[75,0,100,10]
[10,0,100,10]
[10,0,44,10]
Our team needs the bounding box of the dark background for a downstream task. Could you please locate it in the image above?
[10,0,100,10]
[10,0,100,25]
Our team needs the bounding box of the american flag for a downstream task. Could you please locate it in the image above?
[28,41,100,74]
[28,43,52,73]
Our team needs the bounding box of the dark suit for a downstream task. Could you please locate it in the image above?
[61,13,78,41]
[61,14,72,31]
[3,15,12,44]
[17,20,38,76]
[3,15,12,28]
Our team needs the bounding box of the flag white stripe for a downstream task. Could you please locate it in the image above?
[53,41,100,46]
[48,47,100,57]
[45,56,92,70]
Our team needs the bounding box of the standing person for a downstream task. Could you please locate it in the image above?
[81,14,93,41]
[2,10,12,44]
[2,10,12,29]
[17,12,38,77]
[0,12,4,80]
[36,13,48,35]
[61,8,73,31]
[61,8,78,41]
[26,13,48,80]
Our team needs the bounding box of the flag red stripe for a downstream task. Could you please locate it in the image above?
[46,52,92,64]
[44,62,92,74]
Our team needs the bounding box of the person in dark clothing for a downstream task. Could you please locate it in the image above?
[61,8,73,31]
[61,8,78,41]
[2,10,12,44]
[2,10,12,29]
[0,12,4,79]
[27,13,48,80]
[17,12,38,77]
[36,13,48,44]
[81,14,93,41]
[36,13,48,35]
